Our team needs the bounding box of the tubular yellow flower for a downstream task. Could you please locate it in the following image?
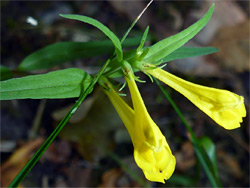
[103,80,135,140]
[146,67,246,130]
[103,73,175,183]
[125,70,175,183]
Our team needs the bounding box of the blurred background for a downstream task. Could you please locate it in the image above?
[1,1,249,187]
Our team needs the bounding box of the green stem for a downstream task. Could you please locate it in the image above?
[120,0,153,44]
[154,77,222,187]
[8,58,111,188]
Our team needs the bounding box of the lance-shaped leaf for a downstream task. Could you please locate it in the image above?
[199,136,219,180]
[0,68,92,100]
[18,38,140,71]
[144,4,214,63]
[0,65,13,81]
[155,46,218,65]
[60,14,123,62]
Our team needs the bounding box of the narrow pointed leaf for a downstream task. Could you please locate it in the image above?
[60,14,123,62]
[144,4,214,63]
[199,136,219,179]
[156,46,218,64]
[0,65,13,81]
[18,38,140,71]
[0,68,92,100]
[18,41,112,71]
[137,26,149,52]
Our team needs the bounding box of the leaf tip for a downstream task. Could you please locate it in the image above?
[210,3,215,12]
[59,14,70,19]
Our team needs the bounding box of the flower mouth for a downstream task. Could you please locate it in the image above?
[134,137,176,183]
[144,133,165,152]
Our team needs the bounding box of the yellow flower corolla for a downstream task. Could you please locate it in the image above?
[145,66,246,130]
[103,72,175,183]
[125,70,176,183]
[103,80,135,138]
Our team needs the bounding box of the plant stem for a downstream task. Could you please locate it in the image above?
[120,0,153,44]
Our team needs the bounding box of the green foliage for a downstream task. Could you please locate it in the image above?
[159,46,218,64]
[169,175,197,186]
[0,65,13,81]
[18,38,140,71]
[144,4,214,63]
[60,14,123,62]
[199,136,219,180]
[137,26,149,53]
[0,68,92,100]
[106,46,218,78]
[18,41,113,71]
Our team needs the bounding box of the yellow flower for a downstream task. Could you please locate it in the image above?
[145,66,246,130]
[103,79,135,139]
[103,71,176,183]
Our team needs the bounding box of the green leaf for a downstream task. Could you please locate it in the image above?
[144,4,214,63]
[18,38,140,71]
[169,175,197,186]
[157,46,218,64]
[60,14,123,62]
[0,68,92,100]
[0,65,13,81]
[18,41,112,71]
[137,26,149,52]
[199,136,219,179]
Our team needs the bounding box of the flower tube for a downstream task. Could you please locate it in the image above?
[102,79,135,140]
[102,72,175,183]
[145,66,246,130]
